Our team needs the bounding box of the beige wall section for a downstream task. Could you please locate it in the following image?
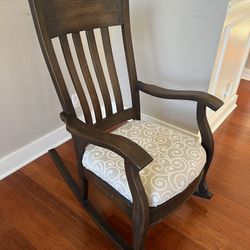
[0,0,228,159]
[0,0,63,158]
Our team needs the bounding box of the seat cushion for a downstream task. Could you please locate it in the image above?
[82,120,206,207]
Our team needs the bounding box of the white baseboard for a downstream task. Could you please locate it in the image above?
[0,112,199,181]
[208,95,238,133]
[0,126,71,180]
[242,68,250,81]
[141,113,199,139]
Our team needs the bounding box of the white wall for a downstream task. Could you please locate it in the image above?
[130,0,228,132]
[0,0,228,161]
[0,0,63,158]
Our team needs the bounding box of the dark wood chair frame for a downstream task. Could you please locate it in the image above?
[28,0,223,249]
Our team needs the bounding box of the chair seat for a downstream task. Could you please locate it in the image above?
[82,121,206,207]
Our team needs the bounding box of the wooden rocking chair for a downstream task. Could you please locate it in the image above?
[28,0,223,249]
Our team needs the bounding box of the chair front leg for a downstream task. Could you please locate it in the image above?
[195,103,214,199]
[125,159,149,250]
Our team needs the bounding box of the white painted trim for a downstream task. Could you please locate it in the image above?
[242,68,250,80]
[208,95,238,133]
[0,126,71,180]
[234,30,250,91]
[209,15,250,95]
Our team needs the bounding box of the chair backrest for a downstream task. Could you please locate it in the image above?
[29,0,140,129]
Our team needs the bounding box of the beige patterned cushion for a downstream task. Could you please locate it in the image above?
[82,120,206,207]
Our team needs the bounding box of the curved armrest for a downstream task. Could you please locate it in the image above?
[60,112,153,171]
[137,81,223,111]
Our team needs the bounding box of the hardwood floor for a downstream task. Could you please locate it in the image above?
[0,80,249,249]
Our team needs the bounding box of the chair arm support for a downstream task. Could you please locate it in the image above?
[137,81,223,111]
[60,112,153,172]
[196,103,214,169]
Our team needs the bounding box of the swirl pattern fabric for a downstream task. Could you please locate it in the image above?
[82,121,206,207]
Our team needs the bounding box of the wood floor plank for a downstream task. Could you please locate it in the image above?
[0,80,249,249]
[21,156,85,217]
[0,228,36,250]
[169,197,250,249]
[0,172,115,250]
[146,223,206,250]
[164,201,230,250]
[0,214,12,237]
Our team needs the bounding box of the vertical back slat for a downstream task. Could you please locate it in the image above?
[122,0,140,119]
[59,34,93,124]
[46,39,76,115]
[101,27,124,112]
[86,30,113,116]
[72,32,103,122]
